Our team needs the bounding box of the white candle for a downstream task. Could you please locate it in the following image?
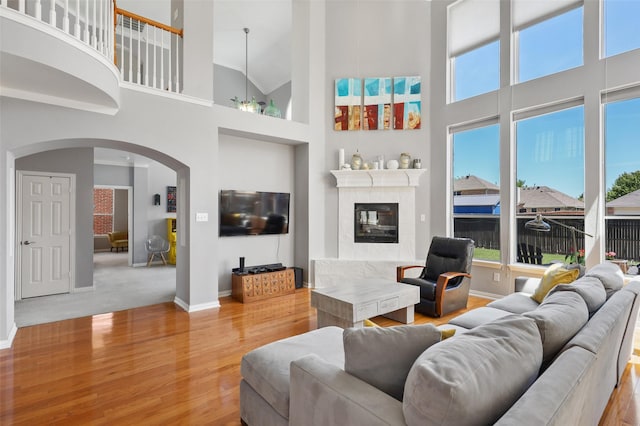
[339,148,345,169]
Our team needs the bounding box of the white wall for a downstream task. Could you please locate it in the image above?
[217,135,295,293]
[323,1,432,260]
[147,161,177,239]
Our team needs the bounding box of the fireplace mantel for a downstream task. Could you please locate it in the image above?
[330,169,426,188]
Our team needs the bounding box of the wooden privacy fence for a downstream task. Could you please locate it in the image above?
[453,216,640,261]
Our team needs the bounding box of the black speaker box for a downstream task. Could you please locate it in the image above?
[292,267,303,289]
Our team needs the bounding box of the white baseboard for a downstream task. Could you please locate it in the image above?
[132,262,147,268]
[174,296,221,313]
[218,289,232,298]
[0,323,18,349]
[73,285,95,293]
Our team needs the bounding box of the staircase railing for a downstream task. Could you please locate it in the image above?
[1,0,183,94]
[114,5,183,93]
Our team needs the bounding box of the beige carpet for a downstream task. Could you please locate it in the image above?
[14,252,176,327]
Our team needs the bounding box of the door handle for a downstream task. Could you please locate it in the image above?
[22,241,34,245]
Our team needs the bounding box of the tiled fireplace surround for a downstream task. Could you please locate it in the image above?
[313,169,426,287]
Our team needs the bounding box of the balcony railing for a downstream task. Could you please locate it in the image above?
[2,0,115,61]
[1,0,183,94]
[114,6,183,92]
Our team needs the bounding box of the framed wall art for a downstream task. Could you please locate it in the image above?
[363,77,392,130]
[167,186,176,213]
[393,76,421,130]
[335,78,362,131]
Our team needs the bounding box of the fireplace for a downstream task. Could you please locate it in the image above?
[354,203,398,243]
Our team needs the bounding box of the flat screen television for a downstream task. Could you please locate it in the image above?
[219,190,290,236]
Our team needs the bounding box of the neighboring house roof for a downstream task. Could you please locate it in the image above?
[518,186,584,210]
[607,189,640,207]
[454,175,499,193]
[454,194,500,207]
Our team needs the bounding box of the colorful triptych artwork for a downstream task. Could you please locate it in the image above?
[334,76,421,131]
[335,78,362,131]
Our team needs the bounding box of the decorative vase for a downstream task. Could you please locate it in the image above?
[386,159,399,169]
[351,152,363,170]
[263,99,282,118]
[413,158,422,169]
[400,153,412,169]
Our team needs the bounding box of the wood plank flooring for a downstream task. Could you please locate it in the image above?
[0,289,637,425]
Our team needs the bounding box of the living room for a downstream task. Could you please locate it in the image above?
[2,0,640,423]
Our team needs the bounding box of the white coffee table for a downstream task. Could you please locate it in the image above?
[310,280,420,328]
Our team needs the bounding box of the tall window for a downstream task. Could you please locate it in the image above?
[604,0,640,58]
[515,105,585,264]
[448,0,500,102]
[604,96,640,267]
[94,188,114,235]
[452,123,500,260]
[515,3,583,83]
[453,41,500,101]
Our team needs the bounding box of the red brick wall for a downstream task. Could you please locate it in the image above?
[94,188,113,235]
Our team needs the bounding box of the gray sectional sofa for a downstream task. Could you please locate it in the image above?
[240,262,640,426]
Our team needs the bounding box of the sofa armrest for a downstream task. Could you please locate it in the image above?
[289,354,405,426]
[515,277,541,294]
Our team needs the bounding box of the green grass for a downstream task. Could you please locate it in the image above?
[473,247,567,264]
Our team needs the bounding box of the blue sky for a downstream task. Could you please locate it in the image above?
[453,2,640,200]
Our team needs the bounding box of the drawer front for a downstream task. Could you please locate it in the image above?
[356,301,379,320]
[379,296,400,313]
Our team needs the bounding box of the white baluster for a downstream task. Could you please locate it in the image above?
[128,18,132,82]
[74,0,80,39]
[136,20,141,84]
[63,0,69,33]
[98,0,103,53]
[175,34,180,93]
[49,0,56,27]
[120,15,125,77]
[145,25,149,86]
[92,0,97,48]
[153,27,157,88]
[84,0,89,43]
[19,0,25,13]
[35,0,41,20]
[1,0,6,7]
[168,33,172,92]
[160,29,164,90]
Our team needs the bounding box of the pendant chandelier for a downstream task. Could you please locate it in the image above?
[235,27,260,113]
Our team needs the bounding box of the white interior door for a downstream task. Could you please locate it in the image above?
[19,173,72,298]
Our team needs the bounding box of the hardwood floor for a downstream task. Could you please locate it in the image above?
[0,289,637,425]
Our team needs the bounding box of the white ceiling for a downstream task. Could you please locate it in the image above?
[213,1,292,94]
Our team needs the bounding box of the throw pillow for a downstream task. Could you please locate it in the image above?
[403,315,543,426]
[531,263,580,303]
[343,323,442,401]
[364,319,379,327]
[441,328,456,340]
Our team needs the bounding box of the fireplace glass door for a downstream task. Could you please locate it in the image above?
[354,203,399,243]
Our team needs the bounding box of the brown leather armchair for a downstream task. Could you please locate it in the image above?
[397,236,474,317]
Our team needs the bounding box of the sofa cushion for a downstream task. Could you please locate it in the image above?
[531,263,580,303]
[448,306,512,329]
[547,276,606,315]
[585,262,624,299]
[403,315,543,426]
[487,292,540,314]
[241,326,345,419]
[343,323,442,401]
[524,291,589,362]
